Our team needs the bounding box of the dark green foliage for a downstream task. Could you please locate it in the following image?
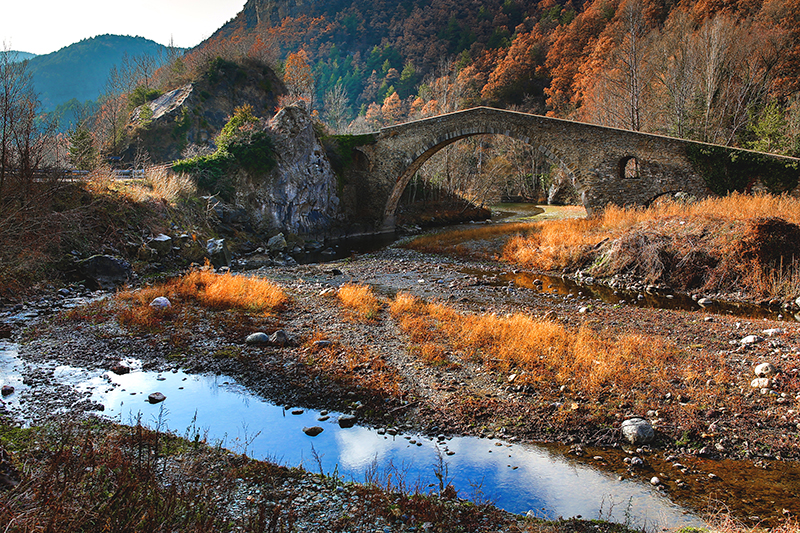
[128,85,162,109]
[228,132,277,174]
[205,57,247,87]
[686,144,800,195]
[173,107,277,200]
[322,133,376,179]
[174,150,236,200]
[68,125,98,171]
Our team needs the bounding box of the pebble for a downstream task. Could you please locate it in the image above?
[302,426,323,437]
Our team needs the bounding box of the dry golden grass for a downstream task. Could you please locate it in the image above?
[114,168,197,204]
[116,267,288,329]
[498,194,800,298]
[337,283,382,321]
[391,292,678,394]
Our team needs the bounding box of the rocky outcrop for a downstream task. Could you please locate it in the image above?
[234,105,342,236]
[124,58,284,163]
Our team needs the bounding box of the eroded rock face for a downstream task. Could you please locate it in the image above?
[236,105,341,236]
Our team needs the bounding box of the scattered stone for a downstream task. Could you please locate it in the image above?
[629,456,644,467]
[267,233,287,252]
[762,328,784,337]
[318,415,329,422]
[149,296,171,309]
[751,377,771,389]
[740,335,764,345]
[319,288,336,296]
[621,418,654,445]
[313,340,332,349]
[291,409,304,415]
[1,385,14,397]
[697,297,714,306]
[246,332,270,344]
[269,330,293,347]
[338,414,357,428]
[148,234,173,256]
[147,392,166,404]
[578,306,590,314]
[303,426,323,437]
[650,476,661,486]
[110,362,130,375]
[754,362,777,378]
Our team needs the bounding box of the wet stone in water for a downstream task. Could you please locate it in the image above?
[147,392,166,404]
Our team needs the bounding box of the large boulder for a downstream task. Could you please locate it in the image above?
[206,239,231,268]
[77,255,132,290]
[235,104,342,235]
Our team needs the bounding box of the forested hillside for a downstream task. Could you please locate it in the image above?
[191,0,800,154]
[28,35,176,113]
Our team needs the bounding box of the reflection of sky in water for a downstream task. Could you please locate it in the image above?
[0,346,701,529]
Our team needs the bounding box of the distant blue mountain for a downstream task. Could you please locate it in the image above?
[26,34,177,113]
[3,51,37,63]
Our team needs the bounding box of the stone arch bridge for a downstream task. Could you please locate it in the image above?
[340,107,797,231]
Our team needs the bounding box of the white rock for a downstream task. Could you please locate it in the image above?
[621,418,654,445]
[751,377,772,389]
[149,296,171,309]
[762,328,784,337]
[246,332,270,344]
[740,335,763,345]
[697,298,714,306]
[650,476,661,486]
[754,362,776,378]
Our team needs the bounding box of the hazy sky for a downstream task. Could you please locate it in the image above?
[1,0,247,55]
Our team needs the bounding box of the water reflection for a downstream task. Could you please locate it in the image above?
[0,343,701,528]
[79,363,699,528]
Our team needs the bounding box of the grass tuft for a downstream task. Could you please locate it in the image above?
[337,283,382,321]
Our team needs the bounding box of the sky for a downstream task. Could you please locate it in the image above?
[1,0,248,55]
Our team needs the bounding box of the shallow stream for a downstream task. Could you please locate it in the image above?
[0,340,700,529]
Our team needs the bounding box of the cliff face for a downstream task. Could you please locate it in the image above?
[234,105,342,236]
[125,58,284,163]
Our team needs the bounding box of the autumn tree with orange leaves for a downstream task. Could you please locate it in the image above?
[283,50,315,109]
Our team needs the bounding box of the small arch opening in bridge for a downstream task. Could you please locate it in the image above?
[619,156,640,179]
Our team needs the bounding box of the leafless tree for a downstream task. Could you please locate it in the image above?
[323,82,351,133]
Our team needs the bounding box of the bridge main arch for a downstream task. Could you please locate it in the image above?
[380,121,581,224]
[349,107,777,231]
